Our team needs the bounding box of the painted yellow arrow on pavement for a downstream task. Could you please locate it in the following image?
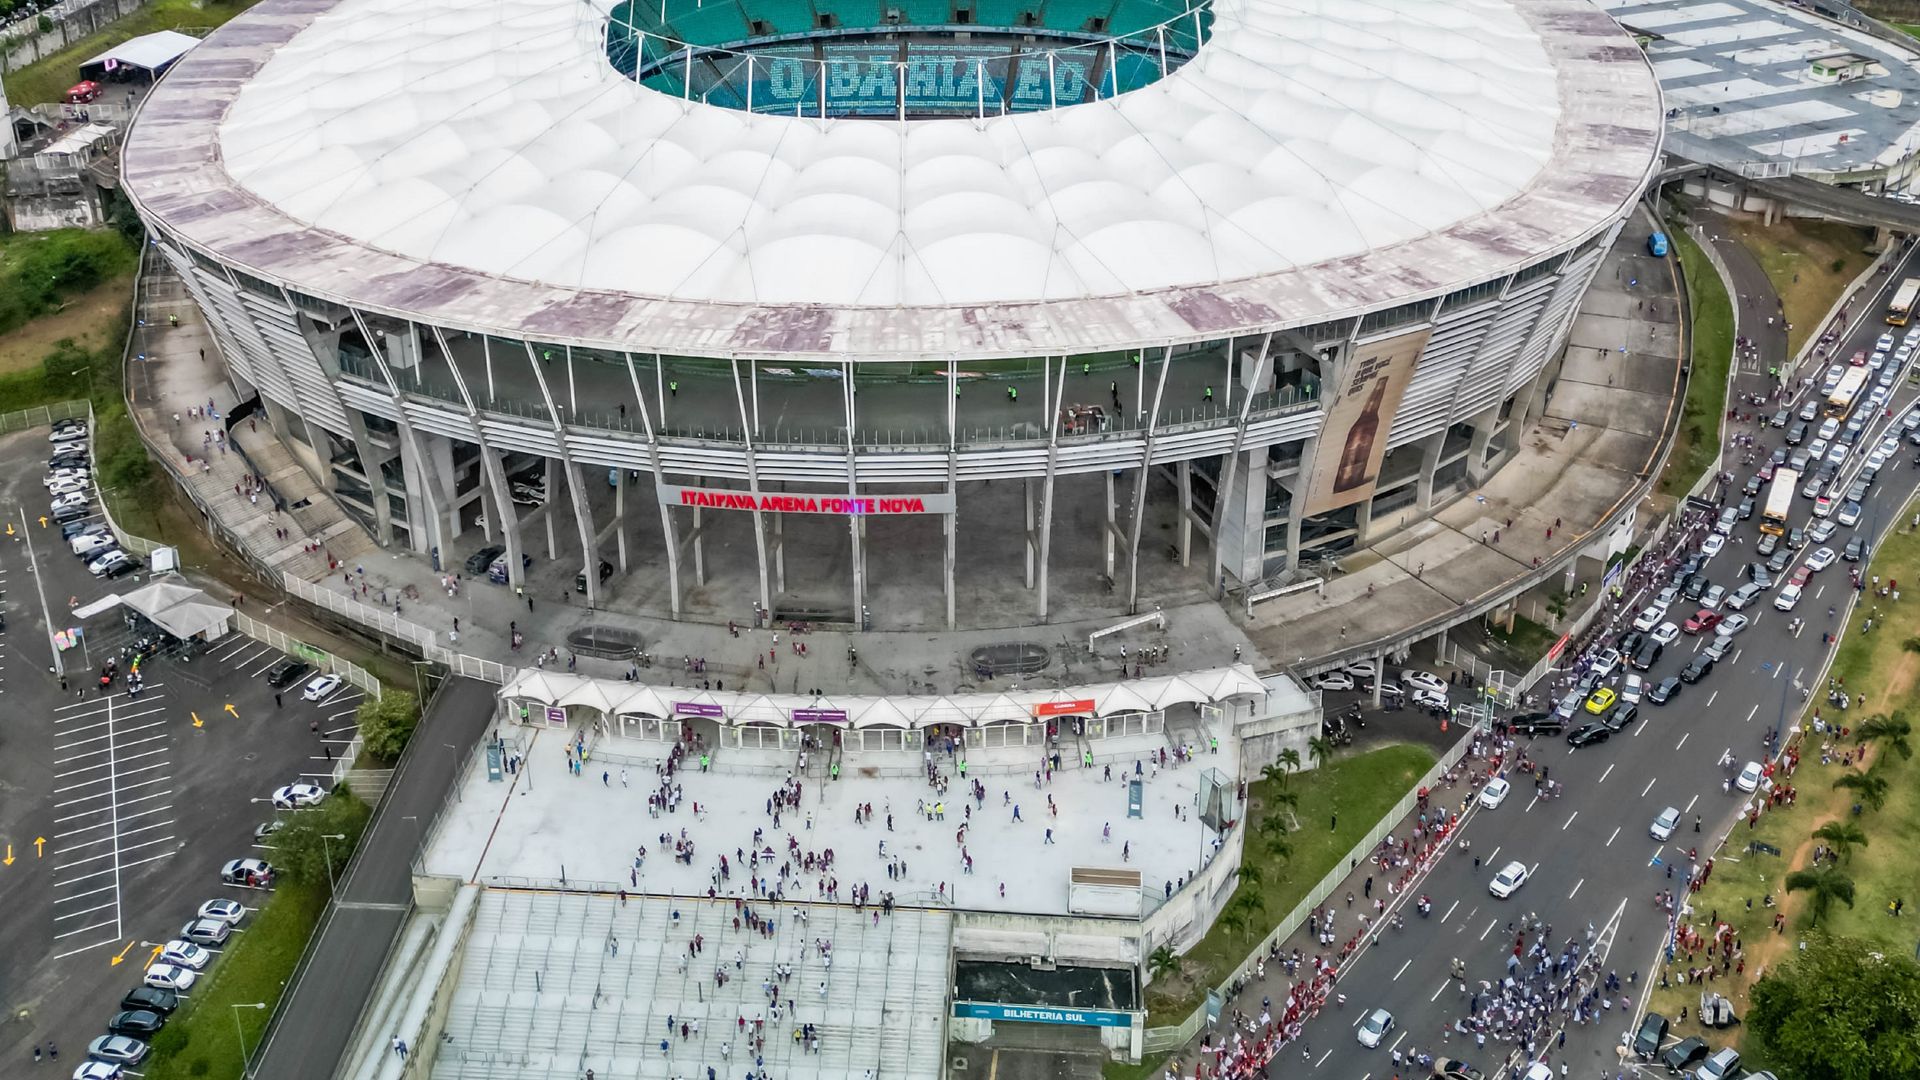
[147,943,164,965]
[110,941,135,966]
[34,837,45,858]
[2,844,12,866]
[192,711,204,729]
[224,703,239,718]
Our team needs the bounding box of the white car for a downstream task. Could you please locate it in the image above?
[1806,547,1836,571]
[1651,622,1681,646]
[47,476,90,496]
[1650,806,1681,841]
[1488,860,1530,899]
[1622,673,1644,704]
[71,1064,123,1080]
[1774,584,1803,611]
[1714,613,1750,638]
[1736,761,1763,793]
[50,491,88,511]
[49,425,88,444]
[159,940,211,970]
[1410,686,1449,710]
[1479,777,1512,810]
[1400,670,1447,696]
[1311,670,1355,692]
[302,673,343,701]
[198,898,247,925]
[1632,606,1665,632]
[1343,658,1380,680]
[143,962,198,991]
[1592,648,1621,680]
[88,551,131,577]
[1700,534,1725,558]
[1837,502,1863,527]
[71,532,115,556]
[272,782,327,808]
[1821,364,1845,393]
[1880,434,1901,458]
[1356,1008,1394,1048]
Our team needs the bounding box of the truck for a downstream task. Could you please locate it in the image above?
[1888,277,1920,326]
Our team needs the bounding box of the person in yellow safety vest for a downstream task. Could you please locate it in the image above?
[1082,750,1092,768]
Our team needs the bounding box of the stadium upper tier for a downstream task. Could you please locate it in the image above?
[124,0,1661,360]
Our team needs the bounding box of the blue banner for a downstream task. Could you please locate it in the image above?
[952,1001,1133,1027]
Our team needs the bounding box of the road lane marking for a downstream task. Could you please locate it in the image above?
[1563,810,1579,830]
[1480,918,1497,941]
[1431,980,1449,1002]
[1641,777,1657,796]
[1600,763,1614,783]
[1607,826,1621,847]
[1676,733,1690,750]
[1441,899,1459,923]
[1684,794,1699,813]
[1708,690,1718,707]
[1393,958,1412,981]
[1570,878,1584,898]
[1745,704,1757,723]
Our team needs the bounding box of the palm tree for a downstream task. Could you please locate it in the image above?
[1147,945,1179,982]
[1308,736,1334,772]
[1903,635,1920,655]
[1785,865,1856,925]
[1812,821,1868,863]
[1832,771,1891,811]
[1260,762,1288,788]
[1263,834,1292,862]
[1234,862,1265,890]
[1855,713,1913,760]
[1277,748,1302,783]
[1217,906,1248,939]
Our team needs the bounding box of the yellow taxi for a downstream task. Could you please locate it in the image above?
[1584,687,1617,715]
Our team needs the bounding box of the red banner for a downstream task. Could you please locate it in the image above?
[1034,699,1096,717]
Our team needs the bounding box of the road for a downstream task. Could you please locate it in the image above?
[1280,241,1920,1080]
[248,676,496,1080]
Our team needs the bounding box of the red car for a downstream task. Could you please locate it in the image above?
[1790,566,1812,588]
[1683,608,1722,634]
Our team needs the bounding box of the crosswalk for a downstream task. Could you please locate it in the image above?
[50,684,176,959]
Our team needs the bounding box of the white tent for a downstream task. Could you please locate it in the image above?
[112,579,233,641]
[82,30,199,80]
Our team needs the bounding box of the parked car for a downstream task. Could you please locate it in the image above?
[272,782,327,809]
[1736,761,1763,793]
[198,899,247,925]
[1648,676,1681,704]
[1632,1012,1669,1059]
[221,858,274,888]
[1695,1047,1740,1080]
[142,963,197,991]
[265,658,311,689]
[1662,1037,1709,1074]
[85,1036,148,1066]
[105,1011,164,1038]
[1356,1008,1394,1048]
[119,987,178,1015]
[1567,721,1611,748]
[180,917,232,946]
[1680,656,1715,684]
[302,673,343,701]
[464,545,505,575]
[1479,777,1511,809]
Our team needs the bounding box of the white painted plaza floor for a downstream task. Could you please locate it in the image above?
[422,730,1233,915]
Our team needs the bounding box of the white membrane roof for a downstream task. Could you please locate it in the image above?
[123,0,1662,359]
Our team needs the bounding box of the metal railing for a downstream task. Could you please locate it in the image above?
[1141,732,1475,1052]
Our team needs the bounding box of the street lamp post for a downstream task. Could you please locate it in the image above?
[232,1001,268,1078]
[66,365,95,404]
[319,833,347,895]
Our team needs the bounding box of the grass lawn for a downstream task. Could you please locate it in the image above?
[142,880,328,1079]
[1485,613,1560,666]
[1642,496,1920,1064]
[1142,742,1437,1023]
[1660,226,1734,498]
[0,272,132,375]
[1,0,260,107]
[1724,218,1873,359]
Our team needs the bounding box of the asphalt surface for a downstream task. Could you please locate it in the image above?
[249,675,497,1080]
[1268,241,1920,1080]
[0,425,361,1068]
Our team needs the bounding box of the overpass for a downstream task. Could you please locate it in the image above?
[1658,159,1920,232]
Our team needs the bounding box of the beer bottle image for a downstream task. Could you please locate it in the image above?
[1332,379,1388,494]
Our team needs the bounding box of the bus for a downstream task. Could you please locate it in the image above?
[1890,278,1920,326]
[1828,366,1869,416]
[1761,469,1798,536]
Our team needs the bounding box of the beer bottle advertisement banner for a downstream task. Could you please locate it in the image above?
[1299,327,1430,517]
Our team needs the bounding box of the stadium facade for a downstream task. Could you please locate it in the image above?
[121,0,1663,628]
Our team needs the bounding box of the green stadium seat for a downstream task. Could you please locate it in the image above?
[1039,0,1111,32]
[893,0,953,25]
[970,0,1032,28]
[669,2,755,45]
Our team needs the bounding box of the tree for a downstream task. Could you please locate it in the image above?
[1260,762,1288,788]
[1308,736,1334,772]
[1147,945,1179,982]
[1855,714,1913,761]
[1832,771,1891,811]
[1748,934,1920,1080]
[1784,865,1856,926]
[270,788,372,889]
[1813,820,1869,863]
[1233,862,1264,890]
[1262,833,1292,863]
[356,690,420,760]
[1277,748,1302,783]
[1902,635,1920,655]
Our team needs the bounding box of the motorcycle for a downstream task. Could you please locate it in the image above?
[1417,895,1433,918]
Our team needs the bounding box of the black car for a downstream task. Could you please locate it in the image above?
[1766,547,1793,573]
[1845,537,1869,562]
[1736,498,1755,521]
[265,658,311,689]
[1785,421,1807,446]
[1683,573,1709,600]
[120,986,179,1015]
[1604,703,1639,731]
[1567,721,1611,748]
[60,519,106,540]
[1616,630,1645,656]
[51,503,88,524]
[464,545,505,575]
[1509,712,1565,737]
[1786,527,1806,550]
[1662,1035,1708,1073]
[1680,656,1715,684]
[1743,474,1763,496]
[574,558,615,593]
[1648,676,1681,704]
[1770,407,1790,428]
[1633,1012,1669,1060]
[107,1010,165,1037]
[1631,640,1664,671]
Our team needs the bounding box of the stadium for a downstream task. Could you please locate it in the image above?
[120,0,1664,631]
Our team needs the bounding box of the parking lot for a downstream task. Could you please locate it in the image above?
[0,424,364,1069]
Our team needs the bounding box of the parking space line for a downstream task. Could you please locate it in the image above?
[52,918,118,942]
[53,900,119,921]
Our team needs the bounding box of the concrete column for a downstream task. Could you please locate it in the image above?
[348,313,449,558]
[1464,404,1503,486]
[519,342,603,608]
[338,407,396,546]
[1208,334,1274,591]
[613,468,628,572]
[1023,477,1036,588]
[842,360,863,623]
[1176,460,1192,566]
[543,457,560,561]
[622,353,681,617]
[1350,487,1376,546]
[1125,347,1174,614]
[1103,470,1117,580]
[1414,429,1447,509]
[482,448,526,590]
[729,359,773,616]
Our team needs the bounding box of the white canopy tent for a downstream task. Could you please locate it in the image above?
[81,30,200,83]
